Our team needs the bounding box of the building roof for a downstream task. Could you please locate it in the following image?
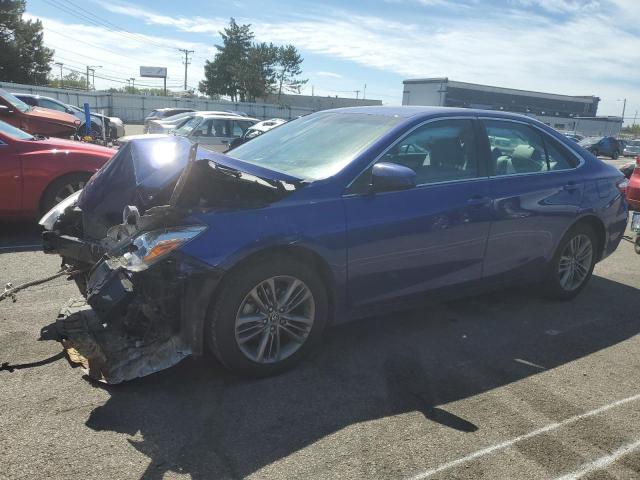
[403,77,599,104]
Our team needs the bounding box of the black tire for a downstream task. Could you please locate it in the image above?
[206,256,328,377]
[591,149,599,157]
[612,150,619,160]
[40,173,91,214]
[542,223,598,300]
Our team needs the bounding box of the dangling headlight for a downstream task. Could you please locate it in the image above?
[124,225,207,270]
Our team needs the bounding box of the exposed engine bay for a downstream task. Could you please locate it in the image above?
[32,137,300,383]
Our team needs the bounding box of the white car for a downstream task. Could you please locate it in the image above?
[118,113,258,151]
[147,110,239,135]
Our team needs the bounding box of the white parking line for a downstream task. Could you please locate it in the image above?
[408,393,640,480]
[0,244,41,251]
[553,438,640,480]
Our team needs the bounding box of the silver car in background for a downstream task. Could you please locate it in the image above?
[623,139,640,157]
[172,113,258,151]
[147,111,239,134]
[118,113,258,151]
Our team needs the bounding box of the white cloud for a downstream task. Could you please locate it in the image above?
[315,71,343,78]
[26,13,216,90]
[30,0,640,117]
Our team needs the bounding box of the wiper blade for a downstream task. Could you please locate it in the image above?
[31,134,48,140]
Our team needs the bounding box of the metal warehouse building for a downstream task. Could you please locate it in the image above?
[402,78,622,136]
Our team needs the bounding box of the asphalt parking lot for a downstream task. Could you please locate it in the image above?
[1,158,639,480]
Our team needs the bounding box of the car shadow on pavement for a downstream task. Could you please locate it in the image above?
[0,221,42,254]
[81,275,640,480]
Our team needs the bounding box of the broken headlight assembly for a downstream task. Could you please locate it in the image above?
[39,190,82,231]
[123,225,207,270]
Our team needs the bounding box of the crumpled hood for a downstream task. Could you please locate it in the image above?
[77,136,302,230]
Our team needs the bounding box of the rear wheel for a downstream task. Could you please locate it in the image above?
[40,173,90,214]
[542,224,598,300]
[612,150,619,160]
[207,256,328,376]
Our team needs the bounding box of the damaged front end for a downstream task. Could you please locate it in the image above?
[39,137,300,383]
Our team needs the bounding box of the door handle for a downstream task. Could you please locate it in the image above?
[563,182,579,192]
[467,196,492,207]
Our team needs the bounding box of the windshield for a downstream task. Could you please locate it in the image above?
[0,119,34,139]
[174,116,201,136]
[161,112,195,124]
[228,112,403,180]
[0,89,31,113]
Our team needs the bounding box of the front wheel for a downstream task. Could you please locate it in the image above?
[542,224,598,300]
[40,173,90,214]
[207,257,328,376]
[612,150,619,160]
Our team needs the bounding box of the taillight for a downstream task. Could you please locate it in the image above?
[617,178,629,196]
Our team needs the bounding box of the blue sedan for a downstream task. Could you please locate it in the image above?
[41,107,628,382]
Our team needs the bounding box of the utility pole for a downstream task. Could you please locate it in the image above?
[179,49,194,91]
[633,110,638,127]
[621,98,627,120]
[86,65,101,90]
[54,62,63,87]
[355,90,360,100]
[363,84,366,100]
[130,77,135,92]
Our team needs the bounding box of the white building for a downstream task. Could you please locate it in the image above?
[402,78,622,137]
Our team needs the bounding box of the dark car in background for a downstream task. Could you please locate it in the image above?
[143,107,195,133]
[41,107,627,383]
[0,88,79,138]
[578,136,622,159]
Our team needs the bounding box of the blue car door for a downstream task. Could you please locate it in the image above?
[480,118,585,283]
[344,118,492,310]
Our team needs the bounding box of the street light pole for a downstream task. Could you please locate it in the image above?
[130,78,135,92]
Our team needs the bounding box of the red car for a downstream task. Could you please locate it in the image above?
[0,120,115,219]
[627,155,640,211]
[0,88,80,138]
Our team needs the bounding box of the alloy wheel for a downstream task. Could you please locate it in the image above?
[558,234,593,291]
[54,181,85,204]
[234,275,315,363]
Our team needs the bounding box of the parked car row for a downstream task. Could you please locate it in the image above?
[0,88,125,142]
[134,108,288,152]
[15,93,125,141]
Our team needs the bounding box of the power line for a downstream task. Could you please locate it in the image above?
[41,0,179,52]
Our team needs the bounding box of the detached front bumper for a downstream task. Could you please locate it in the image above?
[51,250,222,383]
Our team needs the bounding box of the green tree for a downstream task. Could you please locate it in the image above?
[200,18,253,102]
[48,71,87,90]
[241,42,279,101]
[275,45,307,100]
[0,0,54,84]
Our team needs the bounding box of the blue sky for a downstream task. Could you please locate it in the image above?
[26,0,640,122]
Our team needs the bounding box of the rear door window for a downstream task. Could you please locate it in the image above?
[483,120,579,175]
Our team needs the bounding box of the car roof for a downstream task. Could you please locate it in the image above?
[330,105,541,123]
[197,113,259,121]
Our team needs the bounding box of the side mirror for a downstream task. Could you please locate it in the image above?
[0,105,13,115]
[371,162,416,192]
